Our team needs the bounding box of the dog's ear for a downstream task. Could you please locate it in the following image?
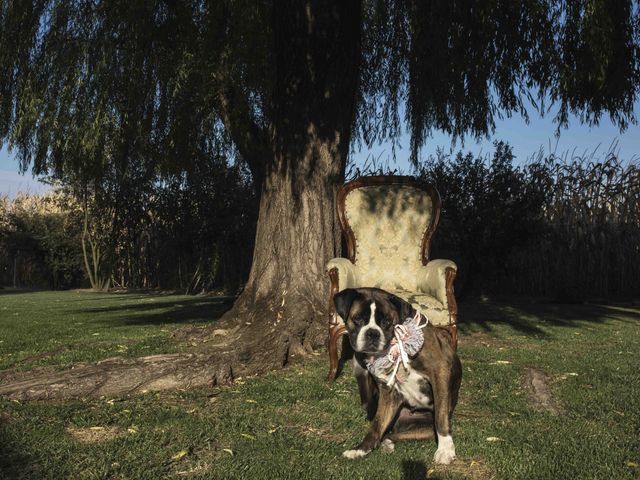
[388,294,414,323]
[333,288,358,322]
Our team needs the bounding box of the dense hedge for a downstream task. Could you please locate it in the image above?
[0,158,256,293]
[0,193,84,289]
[2,142,638,300]
[416,142,640,301]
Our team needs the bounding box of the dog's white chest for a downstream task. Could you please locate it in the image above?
[393,367,433,409]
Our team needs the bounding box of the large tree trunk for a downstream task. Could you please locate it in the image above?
[225,143,345,359]
[0,2,363,401]
[220,1,362,369]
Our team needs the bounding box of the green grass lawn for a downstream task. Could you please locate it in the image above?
[0,291,233,371]
[1,291,639,480]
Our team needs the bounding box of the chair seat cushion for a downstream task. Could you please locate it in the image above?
[390,289,451,326]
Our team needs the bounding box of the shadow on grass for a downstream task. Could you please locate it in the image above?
[71,295,236,327]
[402,460,428,479]
[0,288,43,296]
[0,422,46,480]
[458,299,640,337]
[56,291,640,338]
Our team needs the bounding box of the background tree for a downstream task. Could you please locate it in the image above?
[1,1,638,378]
[55,148,255,293]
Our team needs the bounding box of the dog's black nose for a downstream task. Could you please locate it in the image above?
[365,329,380,341]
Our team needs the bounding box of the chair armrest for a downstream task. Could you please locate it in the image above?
[326,258,360,290]
[417,259,457,307]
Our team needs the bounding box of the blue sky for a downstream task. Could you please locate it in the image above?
[1,98,639,197]
[349,98,640,173]
[0,151,52,198]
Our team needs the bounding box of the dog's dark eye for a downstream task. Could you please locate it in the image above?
[351,314,363,324]
[379,315,390,327]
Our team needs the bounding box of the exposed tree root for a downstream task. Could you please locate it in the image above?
[0,352,233,401]
[0,307,326,401]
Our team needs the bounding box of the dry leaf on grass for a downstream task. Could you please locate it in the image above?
[171,449,189,461]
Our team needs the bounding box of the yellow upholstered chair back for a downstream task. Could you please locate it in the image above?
[337,177,440,291]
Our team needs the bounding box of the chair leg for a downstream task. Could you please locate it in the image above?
[327,323,346,381]
[450,324,458,350]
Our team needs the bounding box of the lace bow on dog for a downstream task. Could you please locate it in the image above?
[365,309,429,387]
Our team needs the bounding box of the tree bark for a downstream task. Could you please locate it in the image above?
[0,353,235,401]
[219,1,362,367]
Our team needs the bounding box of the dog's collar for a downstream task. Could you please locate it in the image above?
[366,309,429,386]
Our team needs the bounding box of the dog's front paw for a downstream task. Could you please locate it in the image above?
[380,438,395,454]
[342,448,369,459]
[433,447,456,464]
[434,434,456,464]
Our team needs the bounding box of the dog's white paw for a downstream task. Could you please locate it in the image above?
[380,438,395,454]
[342,449,368,459]
[434,434,456,465]
[433,447,456,465]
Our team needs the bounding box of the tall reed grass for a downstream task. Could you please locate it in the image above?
[509,147,639,300]
[416,142,639,301]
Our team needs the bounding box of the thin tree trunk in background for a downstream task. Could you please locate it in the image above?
[81,195,111,292]
[81,201,97,290]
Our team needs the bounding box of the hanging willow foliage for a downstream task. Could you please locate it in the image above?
[1,0,638,180]
[356,0,640,162]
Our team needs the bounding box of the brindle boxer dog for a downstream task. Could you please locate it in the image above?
[335,287,462,464]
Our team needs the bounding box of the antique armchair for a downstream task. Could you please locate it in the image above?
[326,175,458,381]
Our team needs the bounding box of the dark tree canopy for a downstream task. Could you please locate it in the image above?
[1,0,638,179]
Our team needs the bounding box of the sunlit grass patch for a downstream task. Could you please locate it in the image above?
[0,291,231,371]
